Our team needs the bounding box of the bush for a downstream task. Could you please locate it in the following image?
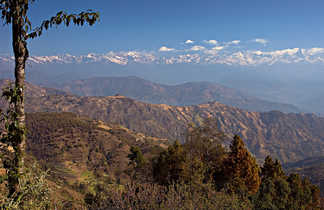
[88,182,252,210]
[0,164,54,210]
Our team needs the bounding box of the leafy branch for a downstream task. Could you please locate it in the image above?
[1,0,99,40]
[27,10,100,39]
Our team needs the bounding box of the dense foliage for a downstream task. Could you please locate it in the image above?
[86,121,322,209]
[285,156,324,197]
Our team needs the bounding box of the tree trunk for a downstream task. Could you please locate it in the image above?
[8,3,28,196]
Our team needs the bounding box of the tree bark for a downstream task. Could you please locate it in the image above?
[8,2,28,196]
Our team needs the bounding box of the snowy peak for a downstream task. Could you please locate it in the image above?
[1,47,324,66]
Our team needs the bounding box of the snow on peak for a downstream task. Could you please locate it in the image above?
[1,47,324,66]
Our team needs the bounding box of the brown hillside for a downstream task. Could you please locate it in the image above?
[1,112,167,208]
[26,112,167,186]
[22,94,324,163]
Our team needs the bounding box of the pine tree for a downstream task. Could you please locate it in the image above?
[224,135,261,194]
[153,141,190,185]
[128,146,146,169]
[261,156,285,180]
[286,173,321,209]
[127,146,147,181]
[254,156,321,210]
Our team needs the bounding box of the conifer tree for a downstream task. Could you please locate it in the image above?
[225,135,261,194]
[254,156,321,209]
[261,155,285,180]
[153,141,189,185]
[127,146,147,181]
[254,156,290,209]
[128,146,146,169]
[286,173,321,209]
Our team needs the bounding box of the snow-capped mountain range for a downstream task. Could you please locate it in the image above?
[1,47,324,66]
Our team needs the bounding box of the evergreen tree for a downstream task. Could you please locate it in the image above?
[224,135,261,194]
[127,146,147,181]
[261,156,285,179]
[254,156,289,209]
[153,141,191,185]
[254,156,321,210]
[286,173,320,209]
[128,146,146,169]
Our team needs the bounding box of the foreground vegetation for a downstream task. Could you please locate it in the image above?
[86,124,321,209]
[0,113,321,209]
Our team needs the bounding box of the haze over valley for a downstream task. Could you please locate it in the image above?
[2,51,324,114]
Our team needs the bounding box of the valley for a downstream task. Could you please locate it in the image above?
[0,78,322,164]
[57,76,301,113]
[23,92,324,164]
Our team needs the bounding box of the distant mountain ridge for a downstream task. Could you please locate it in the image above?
[58,76,301,113]
[0,79,68,97]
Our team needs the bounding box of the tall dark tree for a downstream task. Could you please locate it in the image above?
[254,156,321,209]
[127,146,148,181]
[153,141,189,185]
[224,135,261,194]
[128,146,146,169]
[261,155,285,180]
[0,0,99,196]
[254,156,290,209]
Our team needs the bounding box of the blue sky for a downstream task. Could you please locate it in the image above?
[1,0,324,57]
